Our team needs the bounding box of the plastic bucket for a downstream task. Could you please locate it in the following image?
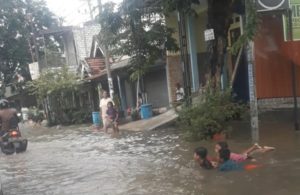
[140,104,152,119]
[92,112,101,126]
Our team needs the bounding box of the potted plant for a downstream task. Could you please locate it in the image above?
[177,82,247,141]
[130,108,140,121]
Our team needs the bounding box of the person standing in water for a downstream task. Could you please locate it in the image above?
[104,101,119,134]
[99,91,114,131]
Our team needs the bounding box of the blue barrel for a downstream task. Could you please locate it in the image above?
[92,112,101,126]
[140,104,153,119]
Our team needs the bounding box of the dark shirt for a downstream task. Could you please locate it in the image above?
[106,107,118,121]
[219,160,243,172]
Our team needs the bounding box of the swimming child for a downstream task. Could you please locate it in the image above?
[194,147,214,170]
[215,141,275,163]
[218,148,243,172]
[104,101,119,134]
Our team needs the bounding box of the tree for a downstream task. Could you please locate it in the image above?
[96,0,178,105]
[27,66,81,125]
[96,2,123,98]
[0,0,58,96]
[97,0,178,81]
[118,0,178,81]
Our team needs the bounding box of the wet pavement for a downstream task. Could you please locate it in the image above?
[0,109,300,195]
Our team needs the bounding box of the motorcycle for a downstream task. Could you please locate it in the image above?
[0,128,28,155]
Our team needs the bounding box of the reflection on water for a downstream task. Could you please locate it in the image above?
[0,113,300,195]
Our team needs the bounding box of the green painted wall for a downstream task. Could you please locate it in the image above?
[194,11,207,53]
[166,9,208,54]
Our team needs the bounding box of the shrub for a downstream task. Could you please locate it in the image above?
[27,107,45,123]
[131,108,140,121]
[177,82,248,141]
[63,108,92,125]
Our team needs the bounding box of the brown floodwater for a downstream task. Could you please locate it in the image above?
[0,110,300,195]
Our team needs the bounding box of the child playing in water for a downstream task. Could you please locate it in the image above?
[104,101,119,134]
[215,141,275,163]
[218,148,243,172]
[194,147,214,170]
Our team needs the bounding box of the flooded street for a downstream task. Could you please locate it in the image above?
[1,110,300,195]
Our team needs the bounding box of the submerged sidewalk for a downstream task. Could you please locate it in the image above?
[119,109,178,131]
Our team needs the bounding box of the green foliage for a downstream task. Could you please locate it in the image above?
[96,2,123,53]
[160,0,200,15]
[64,108,92,124]
[120,0,179,81]
[0,0,58,86]
[231,0,259,54]
[177,82,247,141]
[130,108,140,121]
[27,107,44,122]
[97,0,179,81]
[27,66,80,101]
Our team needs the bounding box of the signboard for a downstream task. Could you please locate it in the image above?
[204,29,215,41]
[28,62,40,80]
[283,0,300,41]
[256,0,289,12]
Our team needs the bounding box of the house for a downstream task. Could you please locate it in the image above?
[3,84,36,110]
[38,22,170,122]
[253,8,300,110]
[85,37,170,116]
[165,1,300,110]
[39,22,102,73]
[30,22,104,124]
[162,1,300,113]
[164,1,245,104]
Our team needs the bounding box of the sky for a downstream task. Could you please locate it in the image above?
[45,0,122,26]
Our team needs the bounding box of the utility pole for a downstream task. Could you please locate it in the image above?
[27,39,35,63]
[287,8,300,130]
[97,0,102,16]
[247,41,259,142]
[104,46,114,99]
[97,0,114,99]
[177,11,192,106]
[87,0,94,20]
[81,0,94,20]
[246,1,259,142]
[27,14,39,64]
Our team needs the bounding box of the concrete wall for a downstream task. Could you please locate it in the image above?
[165,7,208,103]
[166,55,183,103]
[194,11,208,53]
[124,80,135,109]
[144,68,169,108]
[258,98,300,110]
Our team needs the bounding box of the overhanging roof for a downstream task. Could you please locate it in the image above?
[39,26,73,35]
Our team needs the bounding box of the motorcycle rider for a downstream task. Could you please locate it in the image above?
[0,99,19,138]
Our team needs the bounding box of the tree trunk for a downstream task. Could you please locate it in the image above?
[44,96,52,125]
[207,0,233,86]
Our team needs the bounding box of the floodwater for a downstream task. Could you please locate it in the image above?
[1,110,300,195]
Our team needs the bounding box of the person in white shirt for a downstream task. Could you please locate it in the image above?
[99,90,114,131]
[175,83,185,102]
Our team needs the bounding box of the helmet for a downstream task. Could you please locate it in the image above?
[0,99,9,109]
